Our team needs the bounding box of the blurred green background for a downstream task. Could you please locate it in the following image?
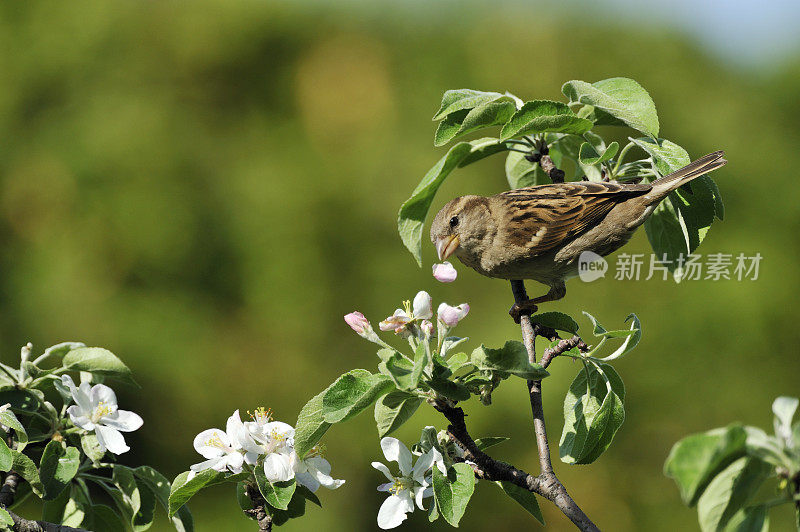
[1,1,799,530]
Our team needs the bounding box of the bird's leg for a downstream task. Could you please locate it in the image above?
[509,281,566,323]
[531,282,566,305]
[509,279,538,324]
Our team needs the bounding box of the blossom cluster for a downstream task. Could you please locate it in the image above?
[344,290,469,345]
[189,408,344,493]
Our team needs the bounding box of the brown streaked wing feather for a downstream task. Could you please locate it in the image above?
[497,181,651,255]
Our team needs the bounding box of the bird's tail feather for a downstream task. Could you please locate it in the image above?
[648,150,727,202]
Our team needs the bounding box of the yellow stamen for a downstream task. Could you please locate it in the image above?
[248,406,273,424]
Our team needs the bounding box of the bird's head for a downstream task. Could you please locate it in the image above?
[430,195,494,262]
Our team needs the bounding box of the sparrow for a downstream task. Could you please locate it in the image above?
[430,151,727,319]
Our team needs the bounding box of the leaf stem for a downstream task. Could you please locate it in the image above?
[612,141,637,177]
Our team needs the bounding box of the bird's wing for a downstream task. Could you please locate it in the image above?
[497,181,651,255]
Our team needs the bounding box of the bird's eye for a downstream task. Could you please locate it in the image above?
[449,216,459,228]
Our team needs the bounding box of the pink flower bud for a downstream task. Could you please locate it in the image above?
[437,302,470,327]
[344,312,370,334]
[420,319,434,337]
[432,262,458,283]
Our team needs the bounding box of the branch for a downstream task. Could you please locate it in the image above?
[509,280,599,531]
[0,472,87,532]
[524,140,565,183]
[244,484,273,532]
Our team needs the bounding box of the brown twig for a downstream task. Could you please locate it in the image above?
[244,484,273,532]
[0,472,87,532]
[525,140,565,183]
[509,280,599,531]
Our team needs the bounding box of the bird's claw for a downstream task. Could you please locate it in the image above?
[509,300,538,324]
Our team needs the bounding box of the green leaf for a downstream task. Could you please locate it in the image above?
[428,377,471,402]
[42,482,72,524]
[374,391,423,437]
[432,89,505,121]
[562,78,659,137]
[500,100,593,140]
[743,426,789,468]
[505,150,546,189]
[62,347,135,385]
[254,464,296,511]
[644,194,691,271]
[632,137,723,261]
[723,505,769,532]
[457,137,510,168]
[0,439,12,472]
[435,101,515,146]
[600,314,642,361]
[294,389,331,459]
[321,369,393,424]
[559,363,625,464]
[772,396,798,439]
[81,433,106,462]
[578,140,619,166]
[410,343,429,391]
[473,437,508,451]
[0,388,41,413]
[397,141,473,266]
[470,341,549,380]
[432,463,475,527]
[581,311,638,339]
[40,441,80,500]
[107,465,141,525]
[0,508,12,527]
[0,408,26,451]
[132,465,194,532]
[533,312,580,334]
[133,480,156,532]
[664,425,749,506]
[63,482,92,528]
[378,350,427,391]
[495,481,544,525]
[11,450,43,496]
[91,504,128,532]
[168,469,223,517]
[697,457,772,532]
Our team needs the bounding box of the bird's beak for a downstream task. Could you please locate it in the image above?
[436,234,460,261]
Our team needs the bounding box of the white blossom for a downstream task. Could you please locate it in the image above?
[372,437,437,529]
[189,410,257,478]
[61,375,143,455]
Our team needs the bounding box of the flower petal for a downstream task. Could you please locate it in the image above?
[190,457,225,473]
[62,375,92,413]
[101,410,143,432]
[193,428,228,459]
[263,453,294,482]
[432,262,458,283]
[412,450,435,482]
[414,485,428,510]
[67,406,94,431]
[95,425,129,455]
[380,437,412,475]
[377,482,393,492]
[412,291,433,319]
[377,494,412,530]
[371,461,395,482]
[296,471,320,492]
[306,457,344,489]
[225,451,244,474]
[90,384,118,410]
